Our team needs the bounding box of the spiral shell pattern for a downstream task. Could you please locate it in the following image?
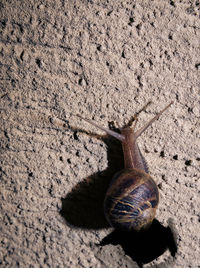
[104,169,159,231]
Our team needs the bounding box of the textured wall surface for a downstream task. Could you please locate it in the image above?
[0,0,200,267]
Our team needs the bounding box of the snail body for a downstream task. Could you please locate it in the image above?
[78,102,173,231]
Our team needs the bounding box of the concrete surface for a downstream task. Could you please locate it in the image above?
[0,0,200,267]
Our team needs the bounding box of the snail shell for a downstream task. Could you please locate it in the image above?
[104,169,159,231]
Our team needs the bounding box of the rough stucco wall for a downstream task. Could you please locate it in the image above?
[0,0,199,267]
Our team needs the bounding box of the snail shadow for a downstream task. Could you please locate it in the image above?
[98,218,177,268]
[60,133,124,229]
[60,129,177,267]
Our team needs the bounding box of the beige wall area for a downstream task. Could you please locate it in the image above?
[0,0,199,267]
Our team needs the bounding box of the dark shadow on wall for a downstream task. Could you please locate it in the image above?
[60,127,177,267]
[60,132,124,229]
[99,219,177,268]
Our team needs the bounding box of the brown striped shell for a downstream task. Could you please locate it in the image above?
[104,168,159,231]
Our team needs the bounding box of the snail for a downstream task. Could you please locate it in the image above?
[78,102,173,232]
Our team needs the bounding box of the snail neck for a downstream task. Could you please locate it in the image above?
[121,128,148,172]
